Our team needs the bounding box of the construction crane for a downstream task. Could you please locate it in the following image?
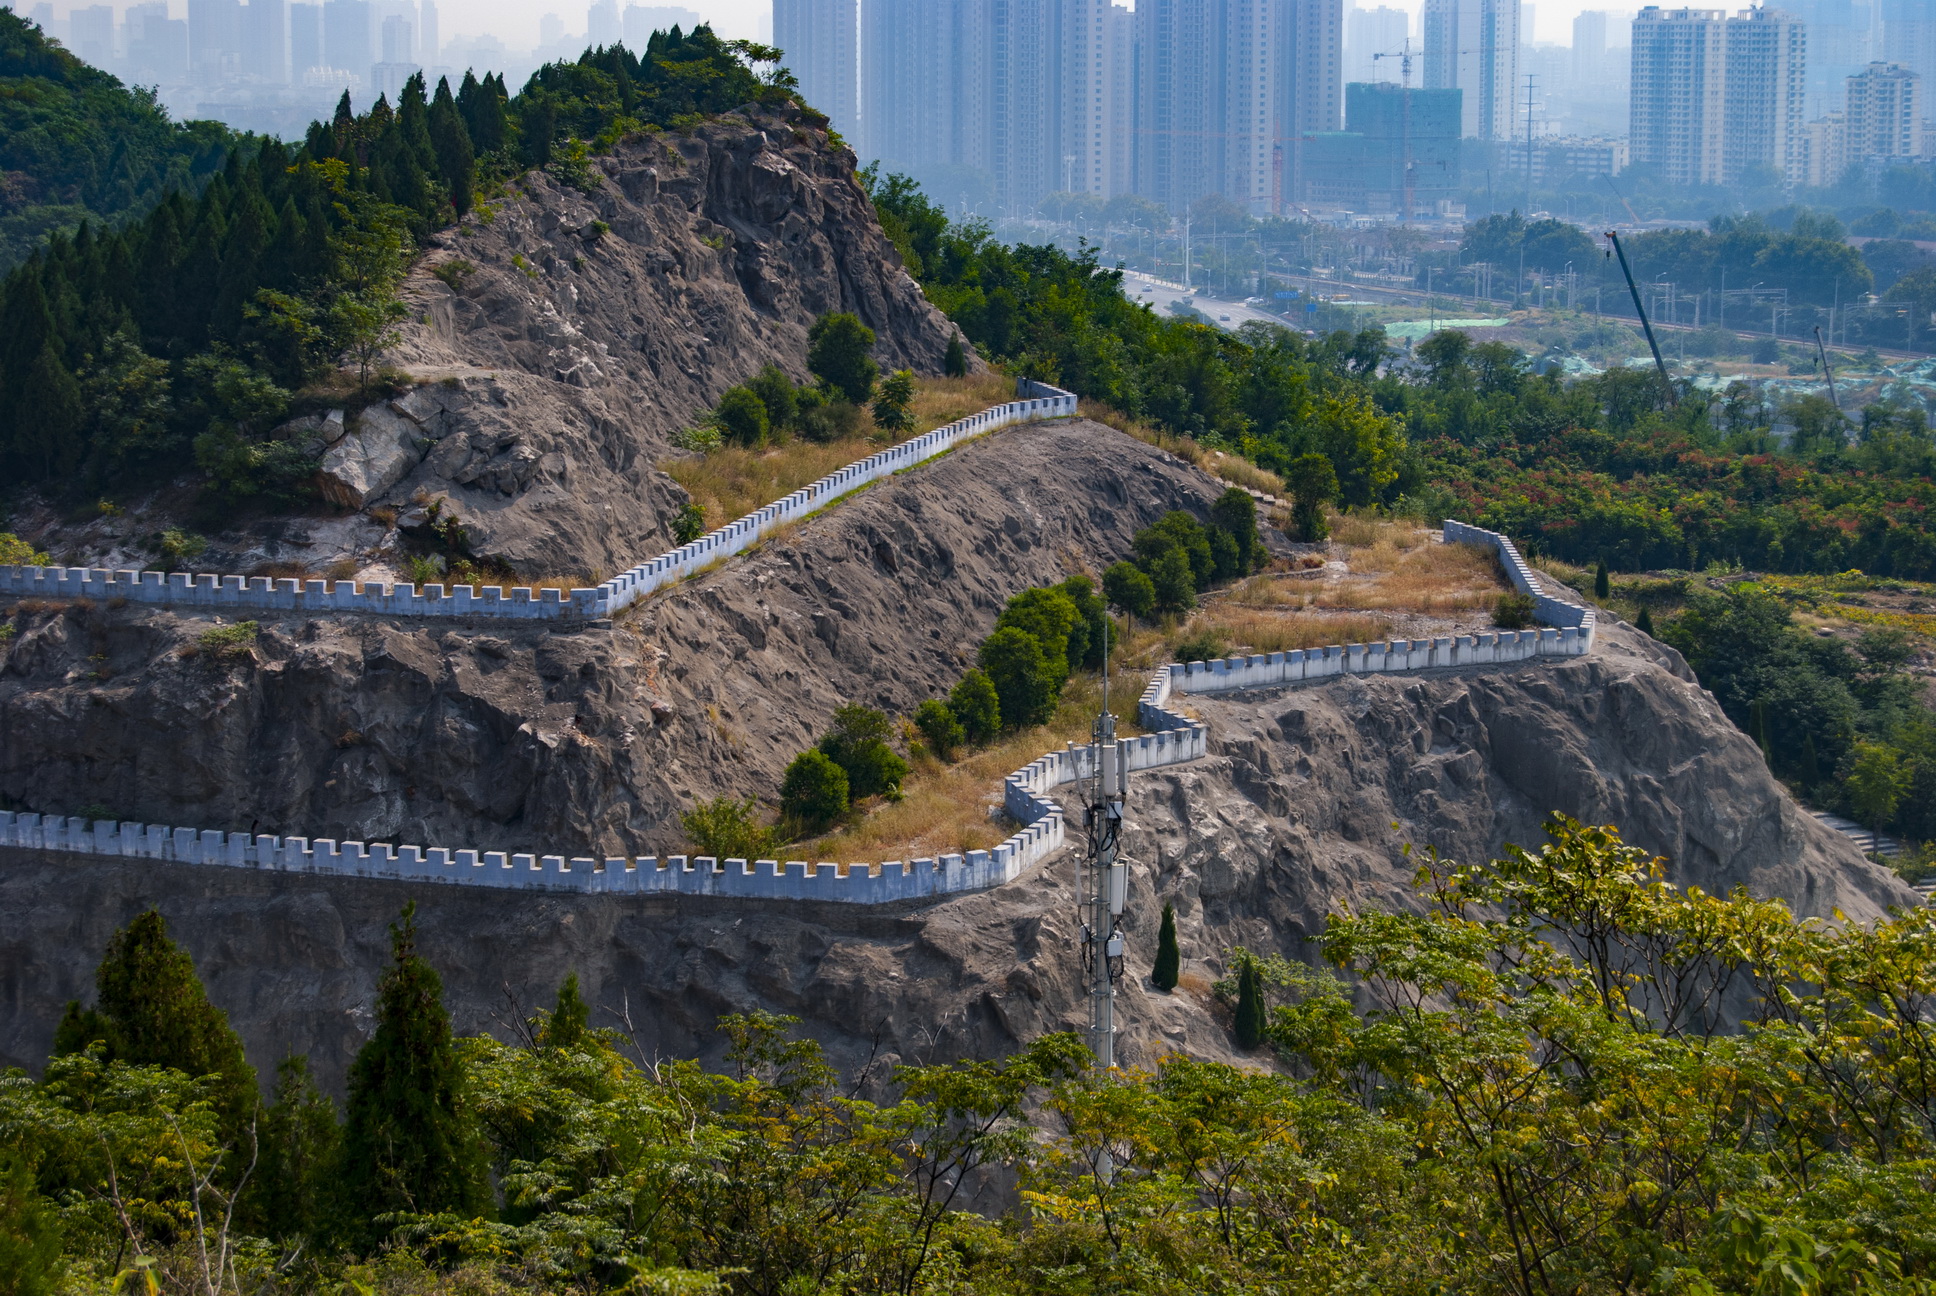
[1371,40,1418,224]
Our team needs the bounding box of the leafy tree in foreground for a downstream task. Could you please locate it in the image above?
[0,1152,61,1296]
[340,902,488,1242]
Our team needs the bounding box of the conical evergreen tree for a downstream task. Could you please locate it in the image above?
[251,1055,341,1244]
[53,909,257,1125]
[1594,559,1611,599]
[15,342,83,477]
[1233,959,1265,1050]
[341,903,488,1241]
[537,972,589,1049]
[944,333,968,378]
[1152,902,1180,992]
[429,77,476,215]
[1635,606,1655,637]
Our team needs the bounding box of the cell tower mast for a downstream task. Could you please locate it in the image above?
[1080,635,1129,1086]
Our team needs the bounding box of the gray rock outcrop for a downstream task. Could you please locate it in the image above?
[363,106,964,577]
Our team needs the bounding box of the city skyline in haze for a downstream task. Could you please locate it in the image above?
[9,0,1638,50]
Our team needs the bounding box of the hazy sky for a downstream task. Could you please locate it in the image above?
[434,1,1628,49]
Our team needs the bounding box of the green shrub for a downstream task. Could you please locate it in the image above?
[681,796,779,860]
[913,699,965,761]
[1172,625,1229,663]
[1285,453,1338,542]
[949,669,1002,743]
[781,750,849,831]
[816,705,908,800]
[0,533,49,567]
[871,368,916,435]
[746,364,799,432]
[429,258,476,289]
[978,626,1053,730]
[673,423,723,452]
[1494,592,1536,629]
[714,385,770,447]
[995,586,1083,687]
[672,503,706,545]
[195,620,259,659]
[944,334,968,378]
[157,527,208,568]
[799,395,863,444]
[807,312,878,404]
[1210,487,1262,575]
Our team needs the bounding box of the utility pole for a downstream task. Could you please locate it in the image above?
[1078,649,1130,1179]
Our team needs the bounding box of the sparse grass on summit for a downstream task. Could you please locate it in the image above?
[661,372,1014,530]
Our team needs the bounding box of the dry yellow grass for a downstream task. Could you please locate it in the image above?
[662,372,1017,528]
[1176,609,1395,656]
[1080,399,1287,496]
[792,660,1148,863]
[1315,540,1506,613]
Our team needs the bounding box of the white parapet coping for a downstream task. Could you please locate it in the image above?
[0,517,1589,904]
[0,379,1081,624]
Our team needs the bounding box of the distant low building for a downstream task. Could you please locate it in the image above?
[1299,81,1461,215]
[1500,135,1630,185]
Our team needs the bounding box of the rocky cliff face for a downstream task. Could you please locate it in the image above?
[362,107,962,577]
[0,421,1233,855]
[0,617,1912,1093]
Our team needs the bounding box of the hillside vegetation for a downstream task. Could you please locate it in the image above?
[0,23,789,506]
[11,821,1936,1293]
[0,11,236,270]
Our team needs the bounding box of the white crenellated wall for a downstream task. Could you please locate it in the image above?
[0,380,1080,624]
[0,518,1590,904]
[1160,520,1596,699]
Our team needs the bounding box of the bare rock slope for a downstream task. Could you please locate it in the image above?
[0,420,1230,855]
[360,106,960,576]
[0,608,1912,1092]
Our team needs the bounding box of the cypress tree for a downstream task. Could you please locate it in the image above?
[252,1056,340,1244]
[53,910,258,1125]
[537,972,589,1049]
[1635,606,1655,637]
[1233,959,1265,1050]
[16,342,83,478]
[1152,902,1180,991]
[341,902,488,1240]
[429,77,476,215]
[944,333,968,378]
[1594,559,1611,599]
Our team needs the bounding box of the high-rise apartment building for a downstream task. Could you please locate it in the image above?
[587,0,620,47]
[1843,61,1923,163]
[69,5,115,64]
[1630,7,1729,185]
[1106,4,1134,195]
[1630,7,1807,188]
[1302,81,1461,211]
[290,2,322,76]
[243,0,287,81]
[1573,9,1607,79]
[773,0,859,142]
[380,12,412,62]
[419,0,437,67]
[1422,0,1519,139]
[1786,0,1876,112]
[1346,5,1410,85]
[1135,0,1225,212]
[323,0,372,82]
[190,0,243,76]
[1724,6,1806,185]
[1880,0,1934,93]
[1281,0,1346,140]
[126,2,189,81]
